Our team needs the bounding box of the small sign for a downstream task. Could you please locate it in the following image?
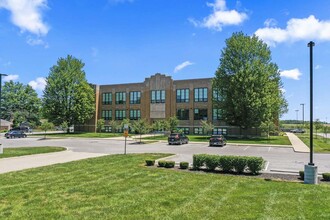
[124,130,129,137]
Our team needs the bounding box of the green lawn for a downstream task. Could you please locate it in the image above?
[297,134,330,153]
[32,132,122,138]
[143,135,291,145]
[0,154,330,219]
[0,147,66,159]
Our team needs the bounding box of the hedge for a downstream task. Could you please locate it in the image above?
[299,171,304,180]
[192,154,265,174]
[322,173,330,181]
[164,161,175,168]
[158,160,166,167]
[145,159,155,166]
[180,162,189,169]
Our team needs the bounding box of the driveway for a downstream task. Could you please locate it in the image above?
[1,137,330,174]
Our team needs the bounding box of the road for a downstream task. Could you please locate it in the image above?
[1,137,330,174]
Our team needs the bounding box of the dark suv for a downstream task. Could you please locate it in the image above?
[209,135,226,147]
[168,133,189,145]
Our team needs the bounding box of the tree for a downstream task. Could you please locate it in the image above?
[109,120,119,133]
[2,81,41,127]
[213,32,288,135]
[131,119,150,143]
[260,120,276,139]
[42,55,95,132]
[167,116,179,133]
[200,120,214,135]
[40,121,54,139]
[97,119,105,133]
[314,119,322,139]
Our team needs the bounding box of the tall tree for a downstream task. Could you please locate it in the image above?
[213,32,287,133]
[2,81,41,127]
[131,119,150,143]
[43,55,95,131]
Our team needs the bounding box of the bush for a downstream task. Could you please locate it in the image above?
[205,155,219,171]
[233,157,248,174]
[180,162,189,169]
[322,173,330,181]
[158,160,166,167]
[164,161,175,168]
[145,159,155,166]
[299,171,304,180]
[193,154,207,170]
[246,157,265,174]
[219,156,234,173]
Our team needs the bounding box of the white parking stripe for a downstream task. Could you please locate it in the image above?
[243,146,249,151]
[264,161,270,171]
[268,147,271,152]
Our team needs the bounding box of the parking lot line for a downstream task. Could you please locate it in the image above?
[243,146,250,151]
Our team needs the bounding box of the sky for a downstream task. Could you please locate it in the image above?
[0,0,329,121]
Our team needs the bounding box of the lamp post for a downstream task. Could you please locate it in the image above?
[304,41,317,184]
[300,103,305,126]
[295,109,299,122]
[0,73,8,132]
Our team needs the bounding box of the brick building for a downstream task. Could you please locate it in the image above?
[76,73,260,136]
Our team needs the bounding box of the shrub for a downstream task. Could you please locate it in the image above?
[233,156,248,174]
[158,160,166,167]
[205,155,220,171]
[193,154,207,170]
[180,162,189,169]
[246,157,265,174]
[299,171,304,180]
[164,161,175,168]
[322,173,330,181]
[145,159,155,166]
[219,155,234,173]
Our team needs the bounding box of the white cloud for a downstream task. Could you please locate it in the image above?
[315,65,322,70]
[189,0,247,31]
[264,18,277,27]
[28,77,46,91]
[27,36,48,48]
[3,74,19,81]
[0,0,49,36]
[174,61,194,73]
[255,15,330,46]
[280,69,302,80]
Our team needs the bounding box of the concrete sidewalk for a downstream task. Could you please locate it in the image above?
[0,150,108,174]
[285,132,310,153]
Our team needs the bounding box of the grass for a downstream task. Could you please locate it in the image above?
[143,134,291,145]
[297,133,330,153]
[0,147,66,159]
[0,154,330,219]
[32,132,122,138]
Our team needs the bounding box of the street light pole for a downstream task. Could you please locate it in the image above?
[300,103,305,126]
[0,73,8,132]
[295,109,299,123]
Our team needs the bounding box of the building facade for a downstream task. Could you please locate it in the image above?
[77,73,260,136]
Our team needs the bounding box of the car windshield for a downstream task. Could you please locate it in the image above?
[170,133,180,137]
[211,135,222,138]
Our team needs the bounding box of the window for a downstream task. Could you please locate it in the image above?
[101,110,112,120]
[213,128,227,135]
[194,88,208,102]
[194,127,203,135]
[151,90,165,103]
[115,92,126,104]
[213,89,222,102]
[130,109,141,120]
[176,89,189,103]
[130,91,141,104]
[176,109,189,120]
[177,127,189,134]
[212,109,221,120]
[104,126,112,133]
[102,93,112,105]
[194,109,208,120]
[115,110,126,120]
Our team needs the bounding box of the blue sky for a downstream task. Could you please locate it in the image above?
[0,0,329,121]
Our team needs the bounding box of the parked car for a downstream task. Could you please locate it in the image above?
[5,130,27,139]
[209,135,226,147]
[168,133,189,145]
[290,129,305,133]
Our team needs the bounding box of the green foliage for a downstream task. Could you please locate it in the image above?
[0,147,66,159]
[40,121,54,138]
[179,162,189,169]
[42,55,95,128]
[322,173,330,181]
[60,121,69,131]
[164,161,175,168]
[200,120,214,135]
[131,119,150,143]
[145,159,155,166]
[213,32,288,132]
[314,119,323,138]
[96,119,105,133]
[109,120,119,133]
[158,160,166,167]
[218,156,234,173]
[299,171,304,180]
[233,156,248,173]
[168,116,179,132]
[204,155,219,171]
[192,154,207,170]
[2,81,41,126]
[246,157,265,175]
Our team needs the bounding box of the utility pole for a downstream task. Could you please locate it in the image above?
[300,103,305,126]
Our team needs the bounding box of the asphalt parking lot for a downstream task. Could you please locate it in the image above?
[1,137,330,174]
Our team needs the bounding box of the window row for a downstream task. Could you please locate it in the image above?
[102,88,222,105]
[176,109,222,120]
[101,110,141,120]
